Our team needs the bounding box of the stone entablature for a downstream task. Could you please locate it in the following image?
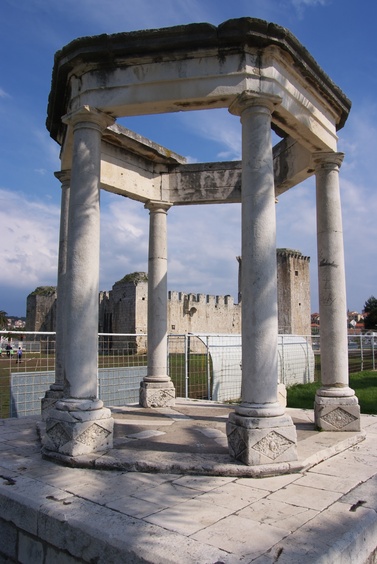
[47,19,350,154]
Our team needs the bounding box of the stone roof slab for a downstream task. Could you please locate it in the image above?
[47,18,351,155]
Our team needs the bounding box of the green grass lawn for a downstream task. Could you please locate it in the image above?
[287,370,377,414]
[169,353,212,399]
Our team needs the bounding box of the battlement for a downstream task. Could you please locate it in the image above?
[168,291,235,307]
[276,248,310,261]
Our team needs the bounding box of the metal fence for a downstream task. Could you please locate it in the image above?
[1,331,376,418]
[310,334,377,374]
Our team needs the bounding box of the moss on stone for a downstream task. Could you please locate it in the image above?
[116,272,148,285]
[276,248,302,256]
[30,286,56,296]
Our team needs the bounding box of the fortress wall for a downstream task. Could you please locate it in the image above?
[26,252,310,340]
[168,291,241,335]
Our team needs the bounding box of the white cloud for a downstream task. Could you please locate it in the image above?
[340,101,377,181]
[339,103,377,259]
[98,192,242,299]
[288,0,330,20]
[50,0,209,33]
[276,180,316,241]
[291,0,328,5]
[0,87,10,98]
[99,195,149,289]
[167,204,241,296]
[179,109,242,161]
[290,0,329,13]
[33,128,61,169]
[0,188,59,289]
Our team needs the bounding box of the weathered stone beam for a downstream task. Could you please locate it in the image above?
[273,136,314,196]
[162,161,242,205]
[162,136,313,205]
[62,121,313,205]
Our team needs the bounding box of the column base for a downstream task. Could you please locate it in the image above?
[226,411,297,466]
[43,399,114,456]
[314,391,361,431]
[41,387,64,421]
[139,380,175,408]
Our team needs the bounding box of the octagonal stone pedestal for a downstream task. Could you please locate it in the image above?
[41,388,64,422]
[227,412,297,466]
[315,394,361,432]
[139,381,175,408]
[43,399,114,457]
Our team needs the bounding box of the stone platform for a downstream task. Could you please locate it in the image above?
[42,400,365,478]
[1,400,377,562]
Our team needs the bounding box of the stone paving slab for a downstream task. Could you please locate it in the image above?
[191,513,289,560]
[236,498,319,532]
[0,402,377,562]
[251,502,377,564]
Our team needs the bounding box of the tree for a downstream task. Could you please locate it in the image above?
[0,310,8,330]
[363,296,377,331]
[0,310,8,327]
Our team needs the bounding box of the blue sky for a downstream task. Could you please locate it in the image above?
[1,0,376,318]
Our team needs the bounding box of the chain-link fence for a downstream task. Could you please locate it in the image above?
[1,332,55,418]
[1,331,376,418]
[310,334,377,376]
[168,334,212,399]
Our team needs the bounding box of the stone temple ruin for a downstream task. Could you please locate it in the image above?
[41,17,360,467]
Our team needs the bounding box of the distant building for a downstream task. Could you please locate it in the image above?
[9,318,26,329]
[276,249,311,335]
[26,250,311,339]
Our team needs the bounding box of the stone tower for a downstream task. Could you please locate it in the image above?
[109,272,148,334]
[276,249,311,335]
[25,287,57,332]
[237,250,311,336]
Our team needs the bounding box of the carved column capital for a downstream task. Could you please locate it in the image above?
[62,105,114,132]
[144,200,172,213]
[312,151,344,171]
[229,90,282,118]
[54,169,71,187]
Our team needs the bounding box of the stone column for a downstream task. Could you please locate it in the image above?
[41,170,70,420]
[226,91,297,465]
[140,201,175,407]
[314,152,360,431]
[43,106,115,457]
